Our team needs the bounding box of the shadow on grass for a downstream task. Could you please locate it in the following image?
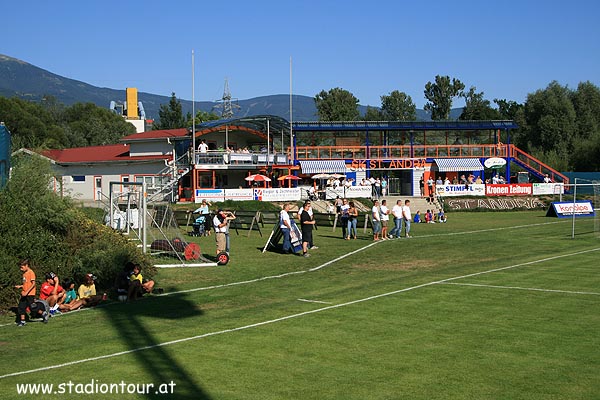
[101,293,211,399]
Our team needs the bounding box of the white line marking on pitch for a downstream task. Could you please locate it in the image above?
[297,298,333,304]
[1,246,598,380]
[440,282,600,296]
[0,220,581,329]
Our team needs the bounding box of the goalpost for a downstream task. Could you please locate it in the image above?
[569,179,600,239]
[107,182,213,267]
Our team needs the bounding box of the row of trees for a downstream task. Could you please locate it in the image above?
[314,77,600,171]
[0,96,137,150]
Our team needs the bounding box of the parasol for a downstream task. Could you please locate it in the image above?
[278,174,302,181]
[311,173,332,179]
[245,174,272,182]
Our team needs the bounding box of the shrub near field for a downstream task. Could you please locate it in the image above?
[0,156,154,313]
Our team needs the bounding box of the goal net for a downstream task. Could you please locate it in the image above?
[565,180,600,238]
[106,182,204,266]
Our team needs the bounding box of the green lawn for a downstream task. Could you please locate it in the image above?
[1,211,598,399]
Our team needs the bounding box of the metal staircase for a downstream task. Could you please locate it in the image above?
[147,153,190,203]
[508,145,569,184]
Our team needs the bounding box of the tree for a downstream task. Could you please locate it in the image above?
[493,99,522,121]
[380,90,416,121]
[459,87,500,120]
[423,75,465,120]
[314,88,360,121]
[362,106,384,121]
[63,103,136,146]
[186,110,220,127]
[154,92,185,129]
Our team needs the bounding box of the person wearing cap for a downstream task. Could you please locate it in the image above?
[15,259,36,327]
[73,274,106,308]
[39,272,65,308]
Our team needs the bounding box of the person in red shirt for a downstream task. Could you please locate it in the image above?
[39,272,65,308]
[14,259,36,327]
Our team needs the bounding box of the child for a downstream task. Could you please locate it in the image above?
[413,210,421,223]
[128,264,155,301]
[15,259,36,327]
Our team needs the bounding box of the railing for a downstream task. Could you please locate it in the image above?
[194,150,290,166]
[295,144,507,160]
[509,145,569,184]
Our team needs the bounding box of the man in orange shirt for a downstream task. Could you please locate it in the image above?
[15,259,36,327]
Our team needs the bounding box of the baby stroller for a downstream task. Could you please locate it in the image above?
[307,189,318,201]
[191,215,206,237]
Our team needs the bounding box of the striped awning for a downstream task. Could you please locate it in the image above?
[299,160,347,174]
[434,158,484,172]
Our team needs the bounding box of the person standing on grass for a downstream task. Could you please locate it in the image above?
[15,259,36,327]
[300,201,315,257]
[380,199,390,240]
[372,199,381,241]
[280,203,293,253]
[389,199,404,239]
[402,199,412,238]
[340,198,350,239]
[347,201,359,240]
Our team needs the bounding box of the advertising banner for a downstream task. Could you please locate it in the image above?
[326,186,372,200]
[435,184,485,197]
[195,189,225,202]
[223,188,254,201]
[254,188,301,202]
[532,183,565,195]
[547,201,595,218]
[486,184,533,196]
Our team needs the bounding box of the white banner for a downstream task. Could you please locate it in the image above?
[533,183,564,195]
[436,184,485,197]
[223,188,254,201]
[325,186,372,200]
[254,188,301,202]
[195,189,225,202]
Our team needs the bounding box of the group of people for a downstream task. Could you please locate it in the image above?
[358,177,388,198]
[15,259,155,327]
[280,202,319,257]
[414,209,447,224]
[371,199,412,241]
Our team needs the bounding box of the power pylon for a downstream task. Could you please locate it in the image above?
[212,78,240,119]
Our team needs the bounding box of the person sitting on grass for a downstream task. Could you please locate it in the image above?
[413,210,422,224]
[39,272,65,309]
[437,209,447,223]
[63,274,106,310]
[128,264,155,301]
[56,278,78,313]
[425,210,435,223]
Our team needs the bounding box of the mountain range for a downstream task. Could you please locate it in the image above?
[0,54,459,122]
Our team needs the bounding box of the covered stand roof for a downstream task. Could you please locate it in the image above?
[292,120,518,131]
[193,115,291,136]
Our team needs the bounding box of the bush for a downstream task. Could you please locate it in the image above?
[0,156,153,313]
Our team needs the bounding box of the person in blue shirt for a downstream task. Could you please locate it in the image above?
[413,210,422,223]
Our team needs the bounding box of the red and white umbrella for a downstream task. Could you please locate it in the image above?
[277,174,301,181]
[245,174,271,182]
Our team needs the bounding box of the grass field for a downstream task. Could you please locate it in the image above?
[1,211,599,399]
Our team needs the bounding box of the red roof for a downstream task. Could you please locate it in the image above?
[121,128,189,142]
[40,144,170,164]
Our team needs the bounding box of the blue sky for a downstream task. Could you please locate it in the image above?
[2,0,599,108]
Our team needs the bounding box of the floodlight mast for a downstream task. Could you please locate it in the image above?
[192,50,196,166]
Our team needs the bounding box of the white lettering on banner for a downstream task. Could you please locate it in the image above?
[555,202,594,214]
[254,188,301,202]
[436,184,485,197]
[486,184,532,196]
[446,197,546,210]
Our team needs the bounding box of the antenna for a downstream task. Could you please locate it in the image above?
[212,78,240,119]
